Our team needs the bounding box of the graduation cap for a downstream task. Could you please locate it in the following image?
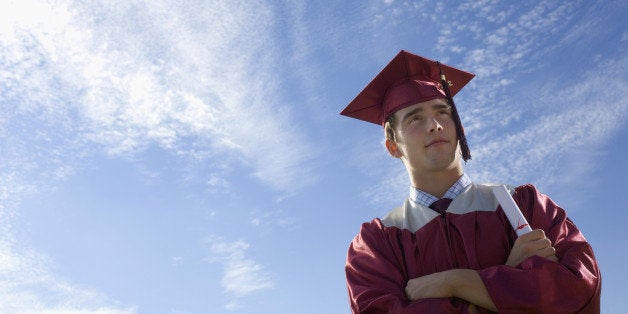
[340,50,475,161]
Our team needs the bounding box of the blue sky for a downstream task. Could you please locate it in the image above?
[0,0,626,313]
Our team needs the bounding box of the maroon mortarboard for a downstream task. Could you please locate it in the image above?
[340,50,475,160]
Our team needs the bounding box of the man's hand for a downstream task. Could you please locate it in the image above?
[506,229,558,267]
[405,269,498,312]
[405,271,454,301]
[468,304,480,314]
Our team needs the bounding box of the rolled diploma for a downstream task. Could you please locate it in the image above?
[492,185,533,236]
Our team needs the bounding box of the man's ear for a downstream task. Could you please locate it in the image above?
[385,139,403,158]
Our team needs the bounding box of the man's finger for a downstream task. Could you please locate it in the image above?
[516,229,544,242]
[538,246,557,258]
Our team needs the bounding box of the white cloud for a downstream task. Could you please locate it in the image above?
[1,0,319,311]
[205,236,274,311]
[475,54,627,183]
[1,0,316,194]
[32,308,134,314]
[433,2,580,82]
[0,238,135,313]
[0,176,131,312]
[17,309,134,314]
[249,208,297,229]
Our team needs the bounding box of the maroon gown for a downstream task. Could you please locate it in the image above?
[345,184,600,313]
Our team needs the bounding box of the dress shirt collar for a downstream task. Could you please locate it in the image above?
[409,173,472,207]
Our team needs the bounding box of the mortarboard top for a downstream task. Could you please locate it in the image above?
[340,50,475,126]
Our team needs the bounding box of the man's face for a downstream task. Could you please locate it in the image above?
[388,98,460,174]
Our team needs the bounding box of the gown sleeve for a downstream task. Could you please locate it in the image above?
[346,219,474,314]
[478,184,601,313]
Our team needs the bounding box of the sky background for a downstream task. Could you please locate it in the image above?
[0,0,626,313]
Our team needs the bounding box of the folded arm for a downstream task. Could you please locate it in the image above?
[346,220,475,313]
[405,229,557,311]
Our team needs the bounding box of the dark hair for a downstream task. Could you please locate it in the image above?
[384,114,397,143]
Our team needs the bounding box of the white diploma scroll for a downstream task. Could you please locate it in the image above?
[492,185,533,236]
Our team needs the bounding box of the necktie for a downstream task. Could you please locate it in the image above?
[429,198,452,216]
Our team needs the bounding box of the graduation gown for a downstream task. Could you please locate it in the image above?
[345,184,600,313]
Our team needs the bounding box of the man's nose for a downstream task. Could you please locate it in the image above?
[427,118,443,133]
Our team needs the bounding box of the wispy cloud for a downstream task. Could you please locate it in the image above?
[448,2,628,188]
[204,236,274,311]
[0,175,130,312]
[470,54,628,186]
[1,0,317,194]
[0,236,135,313]
[249,208,298,230]
[1,0,319,310]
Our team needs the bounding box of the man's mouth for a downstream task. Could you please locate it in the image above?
[426,139,448,148]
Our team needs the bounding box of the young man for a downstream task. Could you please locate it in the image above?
[341,50,600,313]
